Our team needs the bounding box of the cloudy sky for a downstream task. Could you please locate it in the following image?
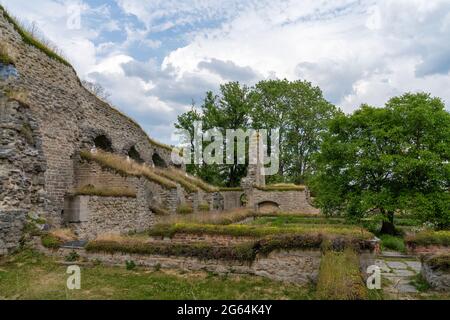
[1,0,450,144]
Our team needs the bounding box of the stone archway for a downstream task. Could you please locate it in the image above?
[127,145,144,164]
[257,201,280,214]
[93,135,113,152]
[152,152,167,168]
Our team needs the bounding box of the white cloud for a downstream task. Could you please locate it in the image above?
[1,0,449,143]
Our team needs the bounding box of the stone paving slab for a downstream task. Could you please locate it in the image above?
[393,269,415,277]
[405,261,421,273]
[386,261,407,269]
[378,253,422,296]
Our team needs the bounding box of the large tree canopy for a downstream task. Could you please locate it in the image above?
[175,79,337,186]
[310,93,450,233]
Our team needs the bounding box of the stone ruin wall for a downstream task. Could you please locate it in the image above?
[251,189,319,214]
[0,11,177,253]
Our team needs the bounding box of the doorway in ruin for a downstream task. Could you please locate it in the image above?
[257,201,280,214]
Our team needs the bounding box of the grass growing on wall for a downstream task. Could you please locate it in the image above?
[176,203,194,215]
[315,249,370,300]
[405,230,450,247]
[0,5,71,67]
[148,222,373,239]
[0,44,14,65]
[255,183,306,192]
[73,185,136,198]
[154,168,199,193]
[80,150,177,190]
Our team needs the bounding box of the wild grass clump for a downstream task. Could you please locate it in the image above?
[41,234,62,249]
[255,184,306,192]
[0,5,71,67]
[379,235,406,252]
[0,44,14,65]
[150,205,170,216]
[177,203,194,215]
[5,89,29,106]
[316,249,368,300]
[198,202,210,212]
[405,230,450,247]
[80,150,177,189]
[73,185,136,198]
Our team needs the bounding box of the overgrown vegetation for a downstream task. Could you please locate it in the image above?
[0,5,71,67]
[87,232,370,262]
[316,249,369,300]
[405,230,450,247]
[148,222,373,239]
[255,184,306,192]
[176,203,194,215]
[72,185,137,198]
[41,234,62,249]
[80,150,177,189]
[0,44,14,65]
[150,205,170,216]
[198,202,210,212]
[422,254,450,271]
[379,235,406,252]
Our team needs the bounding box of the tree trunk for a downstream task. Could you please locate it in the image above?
[380,211,397,235]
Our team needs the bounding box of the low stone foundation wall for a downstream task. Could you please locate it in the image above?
[421,255,450,291]
[69,196,154,239]
[39,244,321,284]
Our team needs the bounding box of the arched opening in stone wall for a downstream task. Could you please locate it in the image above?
[213,192,224,211]
[239,193,248,207]
[152,152,167,168]
[258,201,280,214]
[127,146,144,164]
[93,135,113,152]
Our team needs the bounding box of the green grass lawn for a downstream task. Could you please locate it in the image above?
[0,250,313,300]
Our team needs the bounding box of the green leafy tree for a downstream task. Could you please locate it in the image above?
[252,79,338,184]
[310,93,450,233]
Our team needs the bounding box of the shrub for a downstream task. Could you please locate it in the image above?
[198,202,210,212]
[125,260,136,270]
[41,234,62,249]
[65,250,80,262]
[405,230,450,247]
[177,203,193,215]
[316,249,368,300]
[379,235,405,252]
